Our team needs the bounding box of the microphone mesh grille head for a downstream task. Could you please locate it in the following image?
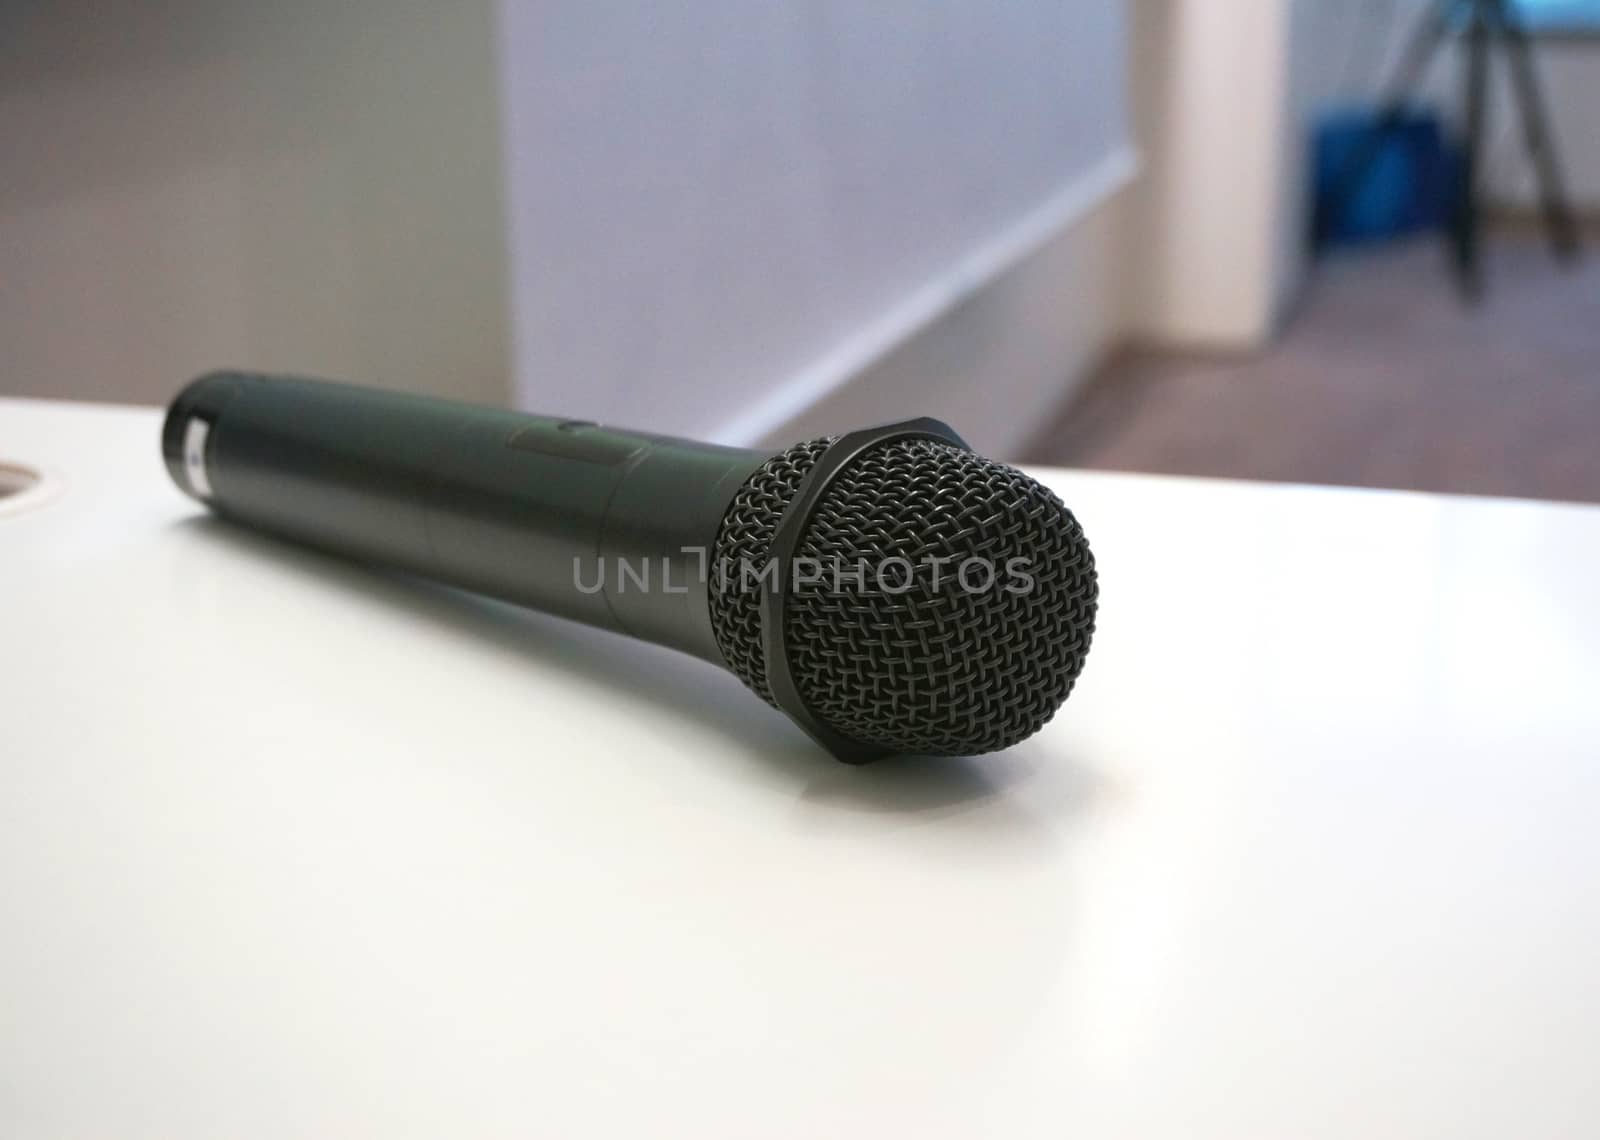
[709,436,1098,756]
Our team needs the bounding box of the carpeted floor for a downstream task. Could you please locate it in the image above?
[1025,234,1600,503]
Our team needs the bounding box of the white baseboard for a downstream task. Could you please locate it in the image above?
[714,148,1140,457]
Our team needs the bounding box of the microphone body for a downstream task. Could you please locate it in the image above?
[164,372,1099,763]
[163,372,766,665]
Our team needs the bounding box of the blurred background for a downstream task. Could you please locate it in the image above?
[3,0,1596,501]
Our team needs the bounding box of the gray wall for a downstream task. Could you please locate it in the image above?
[0,0,509,407]
[2,0,1133,439]
[497,0,1130,442]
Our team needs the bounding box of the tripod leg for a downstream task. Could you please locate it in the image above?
[1453,5,1491,300]
[1490,0,1582,261]
[1318,0,1461,247]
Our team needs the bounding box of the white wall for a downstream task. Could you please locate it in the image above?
[497,0,1132,447]
[2,0,1135,447]
[762,160,1134,456]
[0,0,509,407]
[1125,0,1294,350]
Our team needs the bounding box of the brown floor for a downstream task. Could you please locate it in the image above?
[1025,233,1600,504]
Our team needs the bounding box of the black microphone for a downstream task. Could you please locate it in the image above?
[163,372,1097,763]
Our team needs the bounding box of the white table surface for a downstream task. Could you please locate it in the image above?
[3,396,1599,1139]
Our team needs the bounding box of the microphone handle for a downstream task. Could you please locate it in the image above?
[163,372,768,664]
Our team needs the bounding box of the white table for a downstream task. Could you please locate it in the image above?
[4,396,1599,1139]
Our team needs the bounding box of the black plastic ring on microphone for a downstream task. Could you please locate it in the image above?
[760,417,971,765]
